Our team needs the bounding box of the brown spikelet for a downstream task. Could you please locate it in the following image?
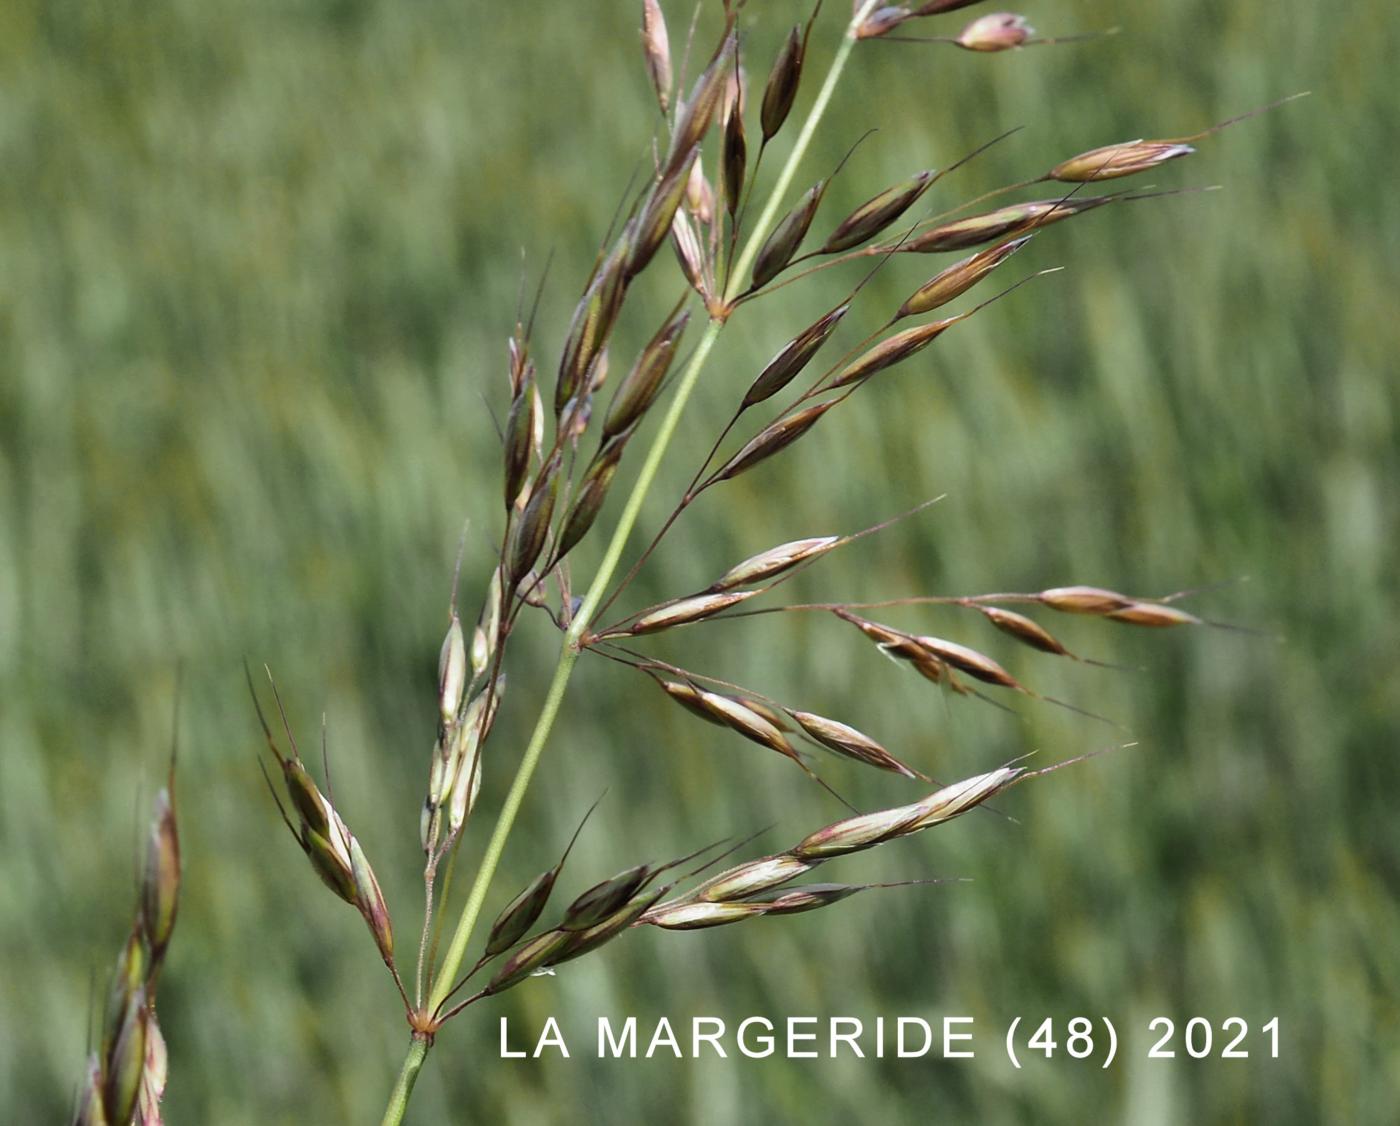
[1105,601,1203,627]
[629,589,760,634]
[793,767,1022,859]
[856,6,914,40]
[485,797,597,956]
[829,317,959,388]
[743,301,850,406]
[658,677,724,724]
[821,170,935,253]
[758,882,871,914]
[1048,140,1195,183]
[641,900,769,930]
[485,929,573,994]
[666,33,736,176]
[1037,585,1135,614]
[709,536,839,591]
[630,146,700,279]
[895,236,1030,319]
[833,609,967,693]
[557,247,627,412]
[486,871,556,957]
[139,788,180,969]
[712,398,840,481]
[349,836,394,964]
[508,451,562,584]
[671,210,708,298]
[685,157,715,225]
[562,864,653,930]
[786,708,926,779]
[957,13,1034,52]
[503,380,537,510]
[901,199,1094,253]
[977,605,1070,656]
[551,887,667,964]
[915,634,1022,690]
[722,103,747,220]
[751,181,826,288]
[556,440,626,561]
[604,308,690,439]
[641,0,672,115]
[760,24,805,143]
[693,854,815,902]
[694,689,799,758]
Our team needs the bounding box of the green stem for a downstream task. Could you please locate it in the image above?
[380,1035,429,1126]
[382,4,878,1120]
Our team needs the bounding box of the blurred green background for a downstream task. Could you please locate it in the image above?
[3,0,1396,1121]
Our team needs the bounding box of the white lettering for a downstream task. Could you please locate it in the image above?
[898,1017,932,1058]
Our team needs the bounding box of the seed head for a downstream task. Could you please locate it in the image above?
[713,399,840,481]
[102,986,148,1126]
[557,246,627,412]
[508,451,562,584]
[760,25,805,142]
[786,708,924,779]
[710,536,839,590]
[503,375,537,509]
[471,565,503,678]
[486,870,559,957]
[1106,601,1202,627]
[903,199,1081,253]
[670,211,708,298]
[666,34,736,176]
[957,13,1034,52]
[640,0,672,114]
[630,146,699,279]
[794,767,1021,858]
[856,6,913,40]
[438,613,467,726]
[977,605,1069,656]
[915,634,1021,689]
[563,864,654,930]
[693,690,797,758]
[139,788,180,968]
[658,678,722,724]
[1049,140,1194,183]
[1038,585,1135,614]
[630,589,760,634]
[743,301,850,406]
[102,929,147,1064]
[821,170,935,253]
[350,835,394,964]
[695,854,815,902]
[486,928,573,994]
[830,318,959,388]
[552,887,668,965]
[556,440,626,561]
[752,181,826,289]
[722,103,747,219]
[758,882,868,914]
[896,236,1029,318]
[685,157,715,225]
[644,901,769,929]
[604,308,689,439]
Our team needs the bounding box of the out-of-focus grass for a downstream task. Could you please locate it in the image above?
[2,0,1396,1121]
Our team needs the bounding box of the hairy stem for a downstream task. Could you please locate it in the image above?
[382,5,878,1120]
